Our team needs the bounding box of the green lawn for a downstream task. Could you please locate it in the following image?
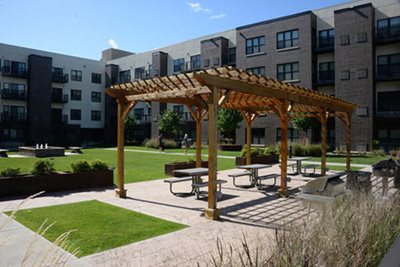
[0,148,235,184]
[7,200,187,257]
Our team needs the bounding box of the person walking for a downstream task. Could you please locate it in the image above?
[158,133,165,152]
[182,134,190,155]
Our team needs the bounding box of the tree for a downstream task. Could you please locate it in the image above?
[217,109,243,143]
[124,114,136,141]
[159,109,181,139]
[291,116,318,144]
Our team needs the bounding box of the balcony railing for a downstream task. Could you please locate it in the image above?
[1,66,29,78]
[1,89,27,100]
[52,94,68,104]
[134,114,151,123]
[376,26,400,43]
[51,72,69,83]
[317,36,334,53]
[377,64,400,80]
[1,112,26,122]
[318,71,335,85]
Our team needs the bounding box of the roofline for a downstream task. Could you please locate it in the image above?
[236,11,313,30]
[334,2,373,14]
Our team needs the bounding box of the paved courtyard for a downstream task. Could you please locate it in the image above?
[0,164,387,266]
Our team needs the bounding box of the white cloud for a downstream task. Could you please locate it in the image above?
[186,2,211,13]
[108,39,118,49]
[210,13,226,20]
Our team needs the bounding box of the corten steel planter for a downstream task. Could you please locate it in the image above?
[0,169,114,198]
[235,154,279,166]
[219,144,243,151]
[165,161,208,177]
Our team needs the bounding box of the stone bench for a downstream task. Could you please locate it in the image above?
[164,176,193,195]
[228,171,252,187]
[192,179,227,199]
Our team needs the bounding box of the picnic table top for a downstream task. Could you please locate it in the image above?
[173,167,208,176]
[237,164,271,170]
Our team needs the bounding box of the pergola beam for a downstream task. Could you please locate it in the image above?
[125,86,211,102]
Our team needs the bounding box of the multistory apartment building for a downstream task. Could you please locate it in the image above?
[1,0,399,150]
[0,44,106,147]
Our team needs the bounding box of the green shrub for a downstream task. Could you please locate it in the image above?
[164,139,178,149]
[71,161,91,173]
[0,167,21,177]
[263,145,278,155]
[144,138,178,149]
[372,149,386,157]
[90,160,109,171]
[31,160,55,176]
[292,143,305,156]
[239,147,262,157]
[307,144,322,157]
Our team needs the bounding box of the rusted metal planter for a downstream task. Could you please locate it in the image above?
[165,161,208,177]
[235,154,279,166]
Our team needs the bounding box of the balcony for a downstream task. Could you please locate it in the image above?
[376,26,400,44]
[52,94,68,104]
[1,112,26,122]
[51,72,69,83]
[135,114,151,124]
[1,66,29,79]
[1,89,27,100]
[376,64,400,81]
[316,36,334,53]
[317,71,335,86]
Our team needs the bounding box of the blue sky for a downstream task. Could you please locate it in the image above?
[0,0,349,60]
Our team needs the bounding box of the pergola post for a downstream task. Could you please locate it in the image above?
[205,86,220,220]
[115,99,136,198]
[187,105,208,168]
[345,112,352,171]
[272,100,289,197]
[241,111,258,165]
[318,109,328,176]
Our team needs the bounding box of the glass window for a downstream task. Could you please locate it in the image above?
[246,67,265,76]
[71,70,82,81]
[70,109,81,120]
[377,16,400,38]
[91,73,102,84]
[119,70,131,83]
[228,47,236,64]
[71,89,82,101]
[133,108,144,120]
[277,62,299,81]
[173,105,184,115]
[318,62,335,81]
[173,58,185,72]
[318,29,335,48]
[276,128,299,142]
[191,55,201,71]
[277,29,299,49]
[91,110,101,121]
[377,91,400,112]
[245,36,265,55]
[134,67,145,80]
[91,91,101,102]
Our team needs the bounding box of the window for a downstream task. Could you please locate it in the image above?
[318,28,335,48]
[203,59,210,68]
[340,35,350,45]
[318,62,335,81]
[173,58,185,72]
[119,70,131,82]
[52,88,63,102]
[377,53,400,79]
[213,57,220,66]
[191,55,201,71]
[2,105,25,120]
[277,62,299,81]
[356,32,367,43]
[357,68,368,79]
[173,105,184,115]
[91,73,102,84]
[378,129,400,140]
[71,89,82,101]
[70,109,81,120]
[2,128,23,141]
[377,91,400,112]
[377,16,400,38]
[2,82,26,99]
[246,67,265,76]
[277,29,299,49]
[276,128,299,142]
[91,110,101,121]
[228,47,236,64]
[252,128,265,144]
[246,36,265,55]
[91,91,101,102]
[134,67,145,80]
[71,70,82,81]
[133,108,144,120]
[340,70,350,80]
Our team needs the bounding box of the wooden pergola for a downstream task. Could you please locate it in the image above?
[106,66,357,220]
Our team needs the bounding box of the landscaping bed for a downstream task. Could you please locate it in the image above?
[219,144,242,151]
[235,154,279,166]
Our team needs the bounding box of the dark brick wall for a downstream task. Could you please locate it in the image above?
[201,37,229,68]
[334,4,375,150]
[27,54,52,143]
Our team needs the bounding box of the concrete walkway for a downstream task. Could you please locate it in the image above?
[105,147,370,168]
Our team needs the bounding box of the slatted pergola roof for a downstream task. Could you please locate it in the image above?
[106,66,356,116]
[106,66,357,220]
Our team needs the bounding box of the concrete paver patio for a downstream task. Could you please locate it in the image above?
[0,164,383,266]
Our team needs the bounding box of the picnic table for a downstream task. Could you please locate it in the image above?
[0,149,9,158]
[288,157,311,175]
[237,164,273,188]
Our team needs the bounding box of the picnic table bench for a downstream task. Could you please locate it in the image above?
[164,176,193,195]
[257,173,280,189]
[0,149,9,158]
[301,164,318,175]
[228,171,252,187]
[192,179,227,199]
